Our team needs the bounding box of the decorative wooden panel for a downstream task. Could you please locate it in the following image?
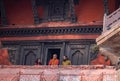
[0,26,102,37]
[20,46,41,65]
[2,39,95,65]
[0,0,8,25]
[3,46,19,65]
[67,44,89,65]
[46,0,69,21]
[8,50,17,65]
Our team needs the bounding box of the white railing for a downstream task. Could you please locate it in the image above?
[103,7,120,32]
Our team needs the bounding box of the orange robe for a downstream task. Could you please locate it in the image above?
[0,49,11,65]
[48,59,59,65]
[91,54,111,66]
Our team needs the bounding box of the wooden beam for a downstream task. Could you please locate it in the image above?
[0,0,8,25]
[69,0,77,23]
[115,0,120,9]
[103,0,109,15]
[31,0,40,24]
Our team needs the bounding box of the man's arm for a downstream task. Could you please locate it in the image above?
[56,60,59,65]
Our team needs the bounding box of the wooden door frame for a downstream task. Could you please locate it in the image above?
[43,43,64,65]
[66,43,90,65]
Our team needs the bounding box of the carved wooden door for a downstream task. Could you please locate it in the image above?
[20,46,41,65]
[67,44,89,65]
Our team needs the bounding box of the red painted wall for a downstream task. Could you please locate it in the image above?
[75,0,116,23]
[75,0,104,23]
[0,34,100,41]
[2,0,116,25]
[0,13,1,25]
[4,0,34,25]
[108,0,116,13]
[37,6,44,19]
[0,0,116,41]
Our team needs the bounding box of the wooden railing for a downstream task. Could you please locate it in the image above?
[103,7,120,32]
[0,65,117,81]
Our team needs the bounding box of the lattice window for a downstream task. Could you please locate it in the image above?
[46,0,69,21]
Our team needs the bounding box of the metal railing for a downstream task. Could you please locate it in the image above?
[103,7,120,32]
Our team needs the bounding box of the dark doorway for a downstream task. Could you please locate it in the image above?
[47,48,60,65]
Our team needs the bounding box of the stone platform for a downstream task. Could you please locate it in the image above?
[0,65,117,81]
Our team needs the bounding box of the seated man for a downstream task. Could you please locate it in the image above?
[48,54,59,65]
[62,55,71,65]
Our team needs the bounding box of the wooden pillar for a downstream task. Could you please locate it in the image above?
[0,41,2,49]
[62,42,66,56]
[69,0,77,23]
[41,43,44,64]
[103,0,110,31]
[103,0,109,15]
[115,0,120,9]
[31,0,39,24]
[0,0,8,25]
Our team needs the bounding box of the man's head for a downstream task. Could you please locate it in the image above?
[53,54,57,59]
[63,55,68,60]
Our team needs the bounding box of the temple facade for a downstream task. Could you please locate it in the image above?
[0,0,118,65]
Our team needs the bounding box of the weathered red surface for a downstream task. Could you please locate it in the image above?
[91,54,111,65]
[2,0,103,25]
[0,34,100,41]
[0,49,11,65]
[3,0,115,25]
[4,0,34,25]
[0,65,117,81]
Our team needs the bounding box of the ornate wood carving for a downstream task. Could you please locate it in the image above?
[5,46,19,65]
[66,44,89,65]
[24,51,36,65]
[69,0,77,23]
[0,26,102,37]
[20,45,41,65]
[44,0,69,21]
[103,0,109,15]
[0,0,8,25]
[2,39,95,65]
[33,0,78,23]
[8,49,17,64]
[72,50,84,65]
[31,0,40,24]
